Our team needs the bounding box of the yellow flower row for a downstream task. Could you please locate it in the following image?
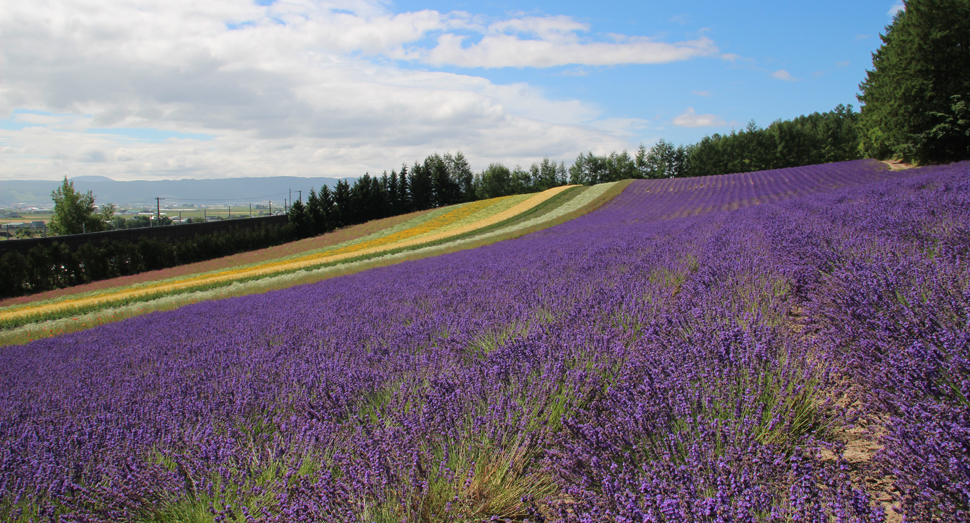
[0,187,571,325]
[1,198,512,320]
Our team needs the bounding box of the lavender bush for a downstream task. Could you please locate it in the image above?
[1,159,967,522]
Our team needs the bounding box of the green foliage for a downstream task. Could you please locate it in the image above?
[0,223,298,299]
[0,251,29,296]
[569,150,643,184]
[685,106,861,176]
[446,151,476,202]
[49,177,116,235]
[639,139,692,178]
[287,198,313,239]
[477,163,514,199]
[858,0,970,163]
[14,227,38,239]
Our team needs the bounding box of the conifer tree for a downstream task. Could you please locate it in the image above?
[858,0,970,163]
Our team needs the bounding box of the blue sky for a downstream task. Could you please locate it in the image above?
[0,0,902,181]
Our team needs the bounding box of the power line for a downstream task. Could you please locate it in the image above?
[148,193,291,202]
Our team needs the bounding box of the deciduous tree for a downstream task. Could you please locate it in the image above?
[49,177,115,235]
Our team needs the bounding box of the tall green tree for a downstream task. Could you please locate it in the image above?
[643,139,680,178]
[858,0,970,163]
[287,198,313,238]
[409,161,434,210]
[478,163,512,199]
[332,179,351,227]
[445,151,476,202]
[396,164,411,214]
[49,177,115,235]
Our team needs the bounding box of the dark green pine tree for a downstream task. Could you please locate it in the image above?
[318,185,336,232]
[426,154,460,207]
[305,188,328,235]
[445,151,476,202]
[287,198,313,238]
[409,161,434,210]
[858,0,970,163]
[378,171,391,218]
[397,164,411,214]
[350,174,373,224]
[388,170,400,212]
[332,179,351,228]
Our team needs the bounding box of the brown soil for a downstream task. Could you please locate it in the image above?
[882,160,916,171]
[820,414,902,523]
[787,304,901,521]
[0,209,433,308]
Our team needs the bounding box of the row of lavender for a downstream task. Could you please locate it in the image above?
[1,160,967,521]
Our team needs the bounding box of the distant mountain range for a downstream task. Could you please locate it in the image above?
[0,176,345,208]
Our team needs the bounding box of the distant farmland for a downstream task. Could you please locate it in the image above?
[1,160,967,522]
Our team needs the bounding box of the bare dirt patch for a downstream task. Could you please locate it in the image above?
[882,160,916,171]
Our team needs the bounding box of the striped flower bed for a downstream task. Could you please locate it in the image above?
[0,185,594,338]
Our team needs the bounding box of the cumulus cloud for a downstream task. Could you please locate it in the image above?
[0,0,720,180]
[672,107,726,128]
[771,69,798,81]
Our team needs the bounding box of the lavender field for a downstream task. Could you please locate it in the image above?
[2,159,969,522]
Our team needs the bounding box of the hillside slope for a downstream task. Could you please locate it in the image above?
[2,160,966,521]
[0,182,624,342]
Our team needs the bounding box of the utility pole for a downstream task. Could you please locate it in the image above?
[297,190,302,203]
[269,201,272,215]
[156,197,165,227]
[249,203,252,218]
[228,205,231,220]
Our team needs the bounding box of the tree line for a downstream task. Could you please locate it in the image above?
[567,104,863,184]
[285,152,572,238]
[285,104,866,240]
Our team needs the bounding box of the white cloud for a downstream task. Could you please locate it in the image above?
[692,91,712,97]
[889,2,905,15]
[588,118,650,138]
[421,34,719,68]
[488,15,588,42]
[771,69,798,81]
[0,0,720,180]
[672,107,726,128]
